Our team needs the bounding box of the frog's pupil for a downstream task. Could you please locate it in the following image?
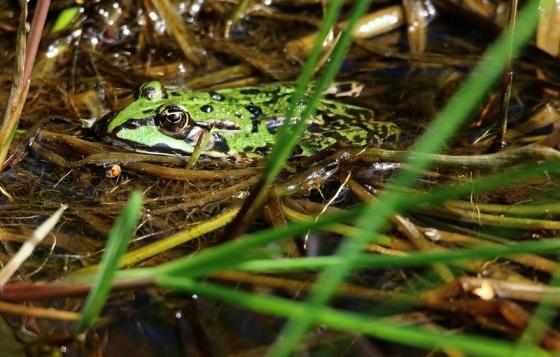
[167,112,182,123]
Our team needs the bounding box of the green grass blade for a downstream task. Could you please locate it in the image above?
[264,0,344,179]
[157,277,551,357]
[51,6,80,33]
[150,160,560,278]
[265,0,371,184]
[234,237,560,272]
[515,269,560,354]
[230,1,344,234]
[75,191,143,333]
[270,1,542,355]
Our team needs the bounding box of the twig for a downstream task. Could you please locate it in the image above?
[354,145,560,168]
[0,300,80,321]
[150,0,206,66]
[460,277,560,304]
[492,0,518,151]
[0,0,51,171]
[0,1,29,171]
[69,206,240,277]
[423,205,560,230]
[24,0,51,83]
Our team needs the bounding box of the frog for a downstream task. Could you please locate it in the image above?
[96,81,400,159]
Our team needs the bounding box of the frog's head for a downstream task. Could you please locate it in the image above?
[99,81,220,156]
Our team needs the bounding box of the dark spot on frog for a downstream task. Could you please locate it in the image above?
[323,102,338,110]
[239,88,260,95]
[243,146,254,153]
[307,124,322,133]
[316,128,340,144]
[245,105,263,117]
[347,107,373,120]
[170,91,181,97]
[209,91,225,101]
[254,143,272,154]
[200,104,213,113]
[142,109,152,114]
[245,105,264,133]
[270,88,281,97]
[210,133,230,153]
[292,145,304,155]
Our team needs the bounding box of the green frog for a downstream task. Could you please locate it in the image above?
[97,81,400,159]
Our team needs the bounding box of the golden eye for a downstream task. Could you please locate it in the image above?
[157,105,191,133]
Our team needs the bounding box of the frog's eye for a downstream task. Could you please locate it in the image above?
[139,81,163,101]
[156,105,192,133]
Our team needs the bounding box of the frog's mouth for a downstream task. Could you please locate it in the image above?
[98,114,233,158]
[96,113,191,155]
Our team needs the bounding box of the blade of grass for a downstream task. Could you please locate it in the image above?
[233,237,560,272]
[228,0,344,235]
[515,265,560,352]
[493,0,518,150]
[0,0,52,170]
[24,0,51,82]
[270,1,542,354]
[0,0,28,170]
[150,0,206,65]
[157,277,551,357]
[51,6,80,33]
[265,0,350,178]
[146,160,560,279]
[70,205,239,279]
[117,233,560,283]
[75,191,143,333]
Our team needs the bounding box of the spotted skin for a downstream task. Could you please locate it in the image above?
[98,81,400,158]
